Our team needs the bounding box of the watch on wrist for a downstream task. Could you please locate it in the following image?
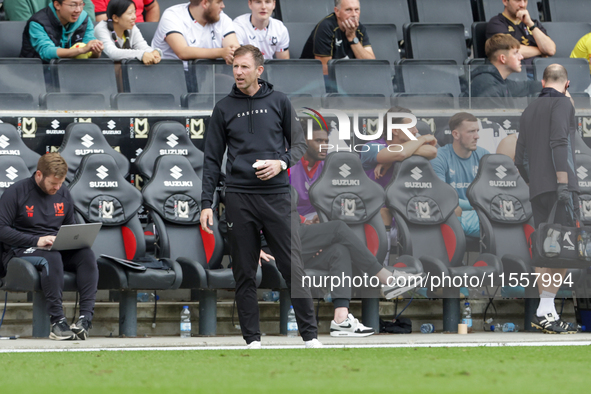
[349,37,359,45]
[280,160,287,171]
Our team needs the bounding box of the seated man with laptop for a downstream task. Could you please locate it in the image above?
[0,153,99,341]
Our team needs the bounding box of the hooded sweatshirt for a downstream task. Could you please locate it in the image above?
[201,79,307,209]
[470,64,541,108]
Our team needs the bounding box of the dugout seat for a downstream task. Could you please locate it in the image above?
[58,122,130,182]
[386,156,502,332]
[134,120,204,180]
[141,155,261,335]
[0,123,41,174]
[68,153,182,337]
[0,156,30,197]
[576,153,591,225]
[308,152,423,331]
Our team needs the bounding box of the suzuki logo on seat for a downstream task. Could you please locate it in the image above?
[6,166,18,180]
[51,120,60,129]
[81,134,94,148]
[0,135,9,149]
[578,166,588,180]
[495,165,507,179]
[170,166,183,180]
[167,134,179,148]
[107,120,116,130]
[411,167,422,181]
[96,166,109,180]
[339,164,351,178]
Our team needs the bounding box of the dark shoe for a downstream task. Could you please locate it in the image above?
[49,318,77,340]
[70,315,92,340]
[557,319,578,334]
[531,313,568,334]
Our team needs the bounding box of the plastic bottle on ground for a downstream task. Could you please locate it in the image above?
[180,306,191,338]
[462,302,473,333]
[287,305,298,338]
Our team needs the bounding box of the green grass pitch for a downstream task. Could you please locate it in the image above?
[1,346,590,393]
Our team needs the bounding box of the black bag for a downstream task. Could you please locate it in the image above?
[530,202,591,268]
[100,254,172,271]
[379,317,412,334]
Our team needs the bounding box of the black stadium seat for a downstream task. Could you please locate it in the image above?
[0,21,26,57]
[0,123,41,174]
[284,22,318,59]
[135,22,158,46]
[220,0,254,19]
[279,0,333,23]
[141,155,260,335]
[134,120,204,180]
[575,153,591,226]
[542,0,591,22]
[183,59,233,110]
[157,0,185,16]
[120,59,186,109]
[57,122,130,182]
[357,0,411,39]
[396,59,462,109]
[262,59,326,107]
[0,58,47,110]
[542,22,591,58]
[0,156,30,197]
[69,153,183,337]
[364,24,399,64]
[386,156,502,332]
[325,59,394,108]
[412,0,474,39]
[309,152,423,331]
[471,22,487,59]
[404,23,468,65]
[47,58,118,109]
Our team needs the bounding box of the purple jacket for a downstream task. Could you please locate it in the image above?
[290,159,325,217]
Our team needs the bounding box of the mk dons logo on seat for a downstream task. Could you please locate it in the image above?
[342,198,356,217]
[417,202,430,218]
[99,200,114,219]
[134,118,149,138]
[176,200,190,219]
[20,117,37,138]
[502,200,515,218]
[582,200,591,218]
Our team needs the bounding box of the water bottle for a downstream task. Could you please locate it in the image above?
[502,322,519,332]
[491,323,502,332]
[262,291,280,302]
[544,228,561,257]
[287,305,298,338]
[578,229,587,259]
[420,323,434,333]
[180,306,191,338]
[323,292,332,303]
[462,302,473,333]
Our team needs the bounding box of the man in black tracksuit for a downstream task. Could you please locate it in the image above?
[0,153,98,340]
[515,64,578,334]
[200,45,321,348]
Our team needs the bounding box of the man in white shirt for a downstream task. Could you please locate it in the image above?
[152,0,239,65]
[233,0,289,59]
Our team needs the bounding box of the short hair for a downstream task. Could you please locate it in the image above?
[234,45,264,68]
[543,64,568,84]
[53,0,65,4]
[190,0,205,5]
[383,106,412,127]
[449,112,478,132]
[485,33,520,61]
[107,0,136,19]
[37,153,68,178]
[335,0,342,7]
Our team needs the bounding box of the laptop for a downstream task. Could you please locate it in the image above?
[34,223,102,251]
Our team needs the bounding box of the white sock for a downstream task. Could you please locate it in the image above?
[536,291,558,318]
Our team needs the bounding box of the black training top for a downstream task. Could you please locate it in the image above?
[0,175,75,249]
[515,87,578,200]
[300,13,370,59]
[485,13,547,65]
[201,79,307,209]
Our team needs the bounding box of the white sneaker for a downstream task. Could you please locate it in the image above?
[246,340,262,349]
[330,313,375,337]
[304,338,323,348]
[381,270,422,300]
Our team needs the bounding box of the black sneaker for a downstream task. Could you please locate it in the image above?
[70,315,92,340]
[531,313,568,334]
[557,319,578,334]
[50,318,77,340]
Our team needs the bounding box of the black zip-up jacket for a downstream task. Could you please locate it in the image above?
[515,87,578,200]
[470,64,541,108]
[0,175,75,263]
[201,79,307,209]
